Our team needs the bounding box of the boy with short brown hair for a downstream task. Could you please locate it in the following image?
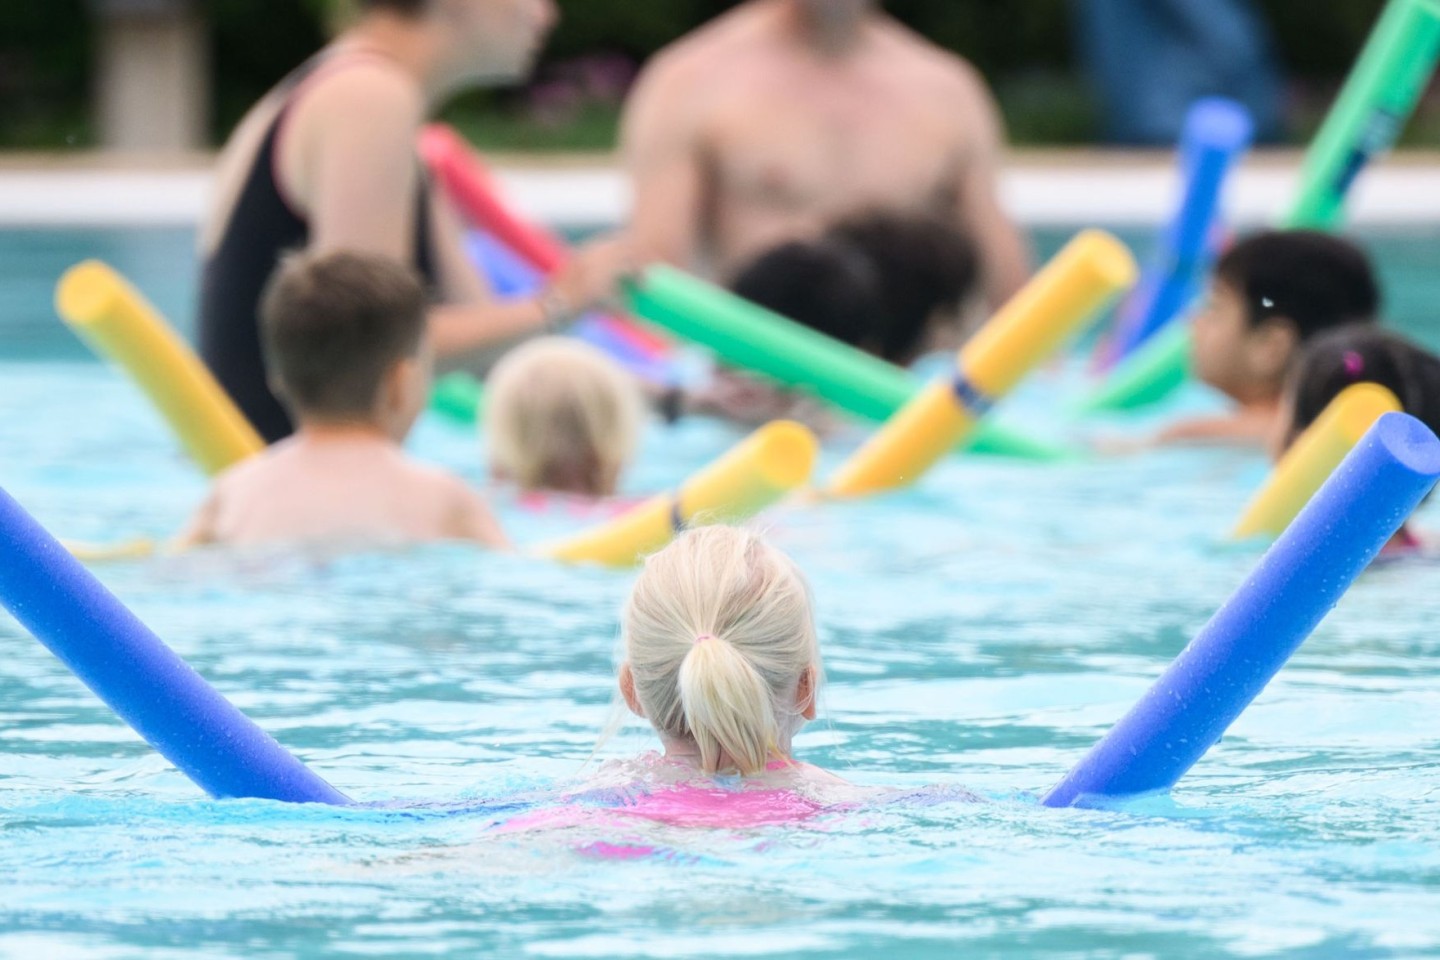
[180,251,507,548]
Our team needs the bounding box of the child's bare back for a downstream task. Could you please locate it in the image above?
[183,430,504,548]
[179,251,506,551]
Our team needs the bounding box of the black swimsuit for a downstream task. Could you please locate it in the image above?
[198,55,438,443]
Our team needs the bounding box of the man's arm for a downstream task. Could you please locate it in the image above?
[619,51,709,270]
[949,64,1031,311]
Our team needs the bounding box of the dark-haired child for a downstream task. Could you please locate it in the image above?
[1160,230,1380,446]
[684,213,979,427]
[1277,325,1440,551]
[179,251,508,548]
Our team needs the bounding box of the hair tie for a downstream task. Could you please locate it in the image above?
[1343,350,1365,378]
[693,633,714,646]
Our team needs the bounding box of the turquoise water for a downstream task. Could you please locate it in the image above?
[2,228,1440,957]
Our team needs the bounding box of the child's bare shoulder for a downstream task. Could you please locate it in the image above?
[396,455,470,498]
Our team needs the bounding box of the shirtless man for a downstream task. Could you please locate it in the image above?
[621,0,1030,311]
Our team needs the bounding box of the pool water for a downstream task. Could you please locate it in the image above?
[3,227,1440,958]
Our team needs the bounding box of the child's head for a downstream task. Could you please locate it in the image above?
[1279,325,1440,456]
[730,238,884,353]
[1193,230,1379,405]
[619,526,820,776]
[825,211,979,364]
[730,213,978,366]
[484,336,644,497]
[260,250,431,440]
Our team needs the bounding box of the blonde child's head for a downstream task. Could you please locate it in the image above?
[484,337,644,497]
[618,526,820,776]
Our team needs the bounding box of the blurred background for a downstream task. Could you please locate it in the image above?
[3,0,1437,154]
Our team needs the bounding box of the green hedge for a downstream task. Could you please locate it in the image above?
[0,0,1427,150]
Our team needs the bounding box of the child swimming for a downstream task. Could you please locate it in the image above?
[178,251,508,548]
[730,211,978,365]
[1278,325,1440,551]
[683,212,979,429]
[610,525,845,791]
[483,336,645,498]
[1160,230,1380,447]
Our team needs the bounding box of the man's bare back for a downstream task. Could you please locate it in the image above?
[622,0,1029,309]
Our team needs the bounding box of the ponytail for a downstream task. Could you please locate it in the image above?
[678,635,779,775]
[621,526,819,777]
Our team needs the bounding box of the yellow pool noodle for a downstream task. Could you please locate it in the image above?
[827,230,1138,497]
[543,420,818,567]
[64,538,161,563]
[1232,383,1402,539]
[55,261,265,475]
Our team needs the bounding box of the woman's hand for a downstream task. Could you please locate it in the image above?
[544,232,637,321]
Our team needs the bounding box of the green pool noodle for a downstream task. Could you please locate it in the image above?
[1286,0,1440,230]
[430,371,485,424]
[1081,0,1440,415]
[623,265,1074,461]
[1077,322,1194,415]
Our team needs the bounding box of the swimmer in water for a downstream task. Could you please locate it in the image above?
[1159,230,1380,448]
[483,337,646,499]
[1276,325,1440,553]
[178,251,508,549]
[680,211,978,429]
[603,525,851,797]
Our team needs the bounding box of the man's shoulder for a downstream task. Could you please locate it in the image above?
[875,21,988,98]
[642,5,772,84]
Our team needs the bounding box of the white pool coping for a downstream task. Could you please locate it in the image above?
[3,152,1440,229]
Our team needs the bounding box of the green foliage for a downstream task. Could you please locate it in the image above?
[0,2,93,148]
[0,0,1431,150]
[208,0,326,140]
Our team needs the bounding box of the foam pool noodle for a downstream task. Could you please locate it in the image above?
[423,124,671,361]
[1232,383,1402,539]
[827,230,1137,497]
[1102,98,1253,366]
[1285,0,1440,230]
[421,125,568,274]
[55,261,265,475]
[1077,322,1194,416]
[430,371,487,425]
[543,420,818,567]
[1044,412,1440,807]
[0,484,348,804]
[623,265,1075,461]
[460,227,676,387]
[1082,0,1440,414]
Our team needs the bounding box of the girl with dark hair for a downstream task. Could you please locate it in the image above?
[1279,325,1440,550]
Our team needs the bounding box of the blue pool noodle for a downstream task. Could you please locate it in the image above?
[467,228,545,298]
[1110,99,1254,361]
[1044,413,1440,808]
[0,486,349,805]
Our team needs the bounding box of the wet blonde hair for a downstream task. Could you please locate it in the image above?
[484,337,644,496]
[622,526,820,776]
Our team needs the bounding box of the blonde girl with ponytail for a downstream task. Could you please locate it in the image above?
[617,525,838,784]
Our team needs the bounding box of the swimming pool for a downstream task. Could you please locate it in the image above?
[3,227,1440,958]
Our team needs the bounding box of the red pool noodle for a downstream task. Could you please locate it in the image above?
[420,125,670,357]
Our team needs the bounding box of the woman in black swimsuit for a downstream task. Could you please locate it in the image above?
[199,0,615,442]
